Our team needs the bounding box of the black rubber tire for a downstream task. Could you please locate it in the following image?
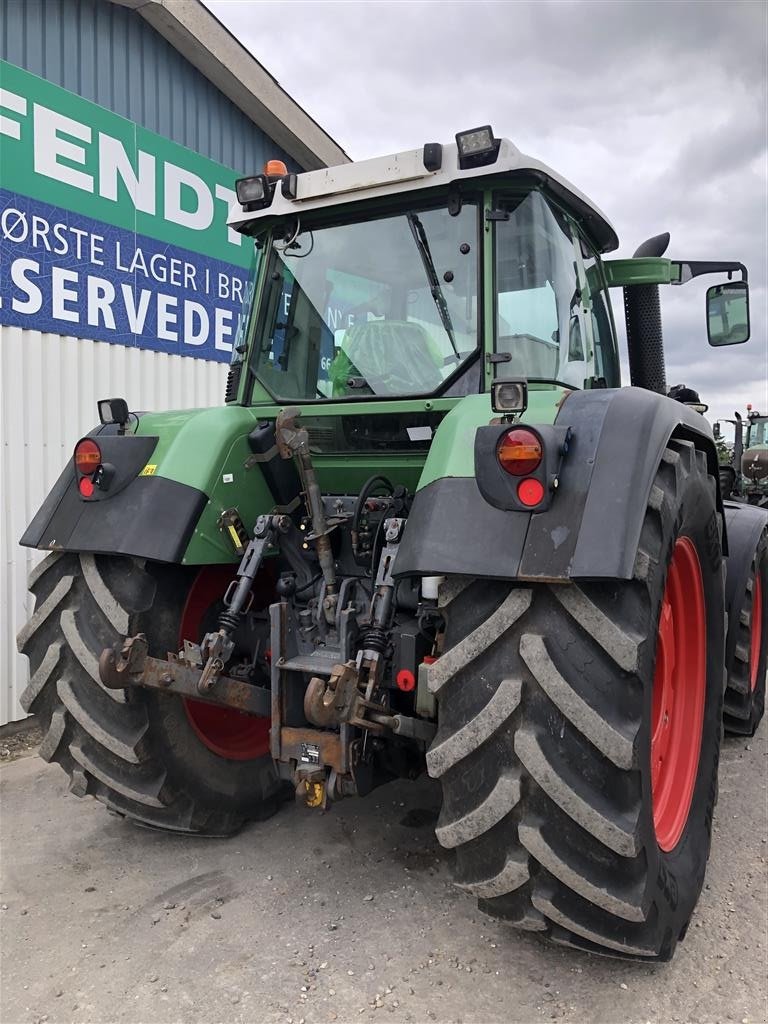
[723,533,767,736]
[16,553,281,835]
[427,440,724,960]
[719,466,736,501]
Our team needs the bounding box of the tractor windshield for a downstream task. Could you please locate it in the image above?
[249,201,480,400]
[748,418,767,447]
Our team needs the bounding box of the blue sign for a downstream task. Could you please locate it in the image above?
[0,188,251,363]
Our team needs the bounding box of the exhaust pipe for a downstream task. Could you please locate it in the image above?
[623,232,670,395]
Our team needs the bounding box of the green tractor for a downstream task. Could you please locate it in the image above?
[714,414,741,499]
[716,407,768,506]
[742,408,768,506]
[17,127,768,960]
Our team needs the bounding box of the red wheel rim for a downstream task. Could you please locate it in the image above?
[749,571,763,692]
[180,566,271,761]
[651,537,707,852]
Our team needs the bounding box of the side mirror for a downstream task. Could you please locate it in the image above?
[707,281,750,346]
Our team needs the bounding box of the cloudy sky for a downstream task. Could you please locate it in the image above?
[208,0,766,433]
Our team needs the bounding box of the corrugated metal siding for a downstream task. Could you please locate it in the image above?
[0,0,299,174]
[0,0,307,724]
[0,326,226,725]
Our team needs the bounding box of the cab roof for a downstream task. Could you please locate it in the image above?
[227,136,619,253]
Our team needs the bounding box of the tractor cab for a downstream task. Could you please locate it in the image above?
[226,129,623,415]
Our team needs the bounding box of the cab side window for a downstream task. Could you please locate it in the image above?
[580,239,620,387]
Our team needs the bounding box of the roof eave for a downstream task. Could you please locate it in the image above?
[107,0,348,170]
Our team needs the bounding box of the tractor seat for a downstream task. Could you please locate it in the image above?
[330,320,445,396]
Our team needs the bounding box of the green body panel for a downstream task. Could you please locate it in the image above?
[132,385,565,563]
[131,397,459,564]
[602,258,679,288]
[482,192,495,391]
[412,387,566,490]
[135,405,274,563]
[135,406,257,490]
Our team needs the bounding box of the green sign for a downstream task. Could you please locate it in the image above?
[0,59,251,267]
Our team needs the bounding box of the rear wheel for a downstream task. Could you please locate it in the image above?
[17,554,281,834]
[180,566,272,761]
[427,440,724,959]
[719,466,736,500]
[723,534,767,736]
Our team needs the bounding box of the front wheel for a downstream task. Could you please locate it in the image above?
[427,440,724,960]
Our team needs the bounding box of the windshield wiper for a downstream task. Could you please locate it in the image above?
[407,214,459,356]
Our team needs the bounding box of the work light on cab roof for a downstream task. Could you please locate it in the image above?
[236,159,292,212]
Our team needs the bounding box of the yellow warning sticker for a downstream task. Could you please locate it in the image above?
[139,464,157,476]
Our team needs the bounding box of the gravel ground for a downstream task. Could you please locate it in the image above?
[0,722,43,763]
[1,726,766,1024]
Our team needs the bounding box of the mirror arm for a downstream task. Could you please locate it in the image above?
[672,261,748,286]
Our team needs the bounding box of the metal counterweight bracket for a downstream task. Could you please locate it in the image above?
[98,633,272,717]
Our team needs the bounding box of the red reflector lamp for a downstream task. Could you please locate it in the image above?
[396,669,416,692]
[264,159,288,177]
[517,477,545,507]
[74,438,101,475]
[78,476,95,498]
[497,428,542,476]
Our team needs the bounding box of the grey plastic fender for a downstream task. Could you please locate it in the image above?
[396,386,723,582]
[520,386,724,579]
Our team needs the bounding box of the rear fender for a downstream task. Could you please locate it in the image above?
[20,406,275,565]
[521,387,725,579]
[396,387,724,581]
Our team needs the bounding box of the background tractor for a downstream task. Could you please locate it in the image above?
[18,127,767,961]
[716,406,768,506]
[742,408,768,506]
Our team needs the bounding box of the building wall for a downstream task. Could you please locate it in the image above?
[0,329,226,727]
[0,0,299,724]
[0,0,296,172]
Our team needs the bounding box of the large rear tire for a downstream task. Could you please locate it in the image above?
[723,531,767,736]
[17,553,281,834]
[427,440,724,960]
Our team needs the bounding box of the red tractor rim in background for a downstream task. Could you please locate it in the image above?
[749,571,763,692]
[179,566,271,761]
[651,537,707,853]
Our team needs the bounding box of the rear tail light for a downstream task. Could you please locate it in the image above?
[517,478,545,507]
[497,428,542,476]
[477,423,571,513]
[74,439,102,476]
